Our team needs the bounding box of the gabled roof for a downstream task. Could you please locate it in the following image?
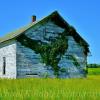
[0,11,89,47]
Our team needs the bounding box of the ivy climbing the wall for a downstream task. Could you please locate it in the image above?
[69,55,80,67]
[17,26,89,77]
[17,30,68,77]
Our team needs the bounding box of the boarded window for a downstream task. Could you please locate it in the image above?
[3,57,6,75]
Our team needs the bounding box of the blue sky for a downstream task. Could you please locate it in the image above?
[0,0,99,64]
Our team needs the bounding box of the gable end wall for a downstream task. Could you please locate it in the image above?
[16,20,87,78]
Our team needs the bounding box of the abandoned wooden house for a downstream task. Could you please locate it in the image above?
[0,11,89,78]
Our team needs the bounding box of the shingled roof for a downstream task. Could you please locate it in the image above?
[0,11,89,47]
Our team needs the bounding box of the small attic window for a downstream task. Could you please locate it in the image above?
[3,57,6,75]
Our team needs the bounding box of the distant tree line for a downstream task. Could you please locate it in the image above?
[87,64,100,68]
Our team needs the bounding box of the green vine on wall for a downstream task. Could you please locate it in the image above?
[17,31,68,77]
[17,26,88,77]
[70,55,80,67]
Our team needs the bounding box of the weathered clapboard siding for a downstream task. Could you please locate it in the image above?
[16,20,87,78]
[16,21,64,78]
[25,21,65,44]
[58,36,87,78]
[16,41,55,78]
[0,40,16,78]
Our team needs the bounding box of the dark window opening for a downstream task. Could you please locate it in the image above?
[3,57,6,75]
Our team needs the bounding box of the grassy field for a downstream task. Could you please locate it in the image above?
[0,68,100,100]
[88,68,100,75]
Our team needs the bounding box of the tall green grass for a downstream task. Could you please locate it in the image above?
[88,68,100,75]
[0,75,100,100]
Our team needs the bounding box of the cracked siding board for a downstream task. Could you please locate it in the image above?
[0,40,17,78]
